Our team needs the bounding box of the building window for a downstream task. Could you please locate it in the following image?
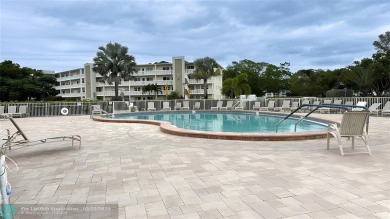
[186,65,194,69]
[162,67,170,70]
[146,67,153,71]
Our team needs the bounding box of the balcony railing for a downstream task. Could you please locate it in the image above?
[55,83,85,90]
[96,80,173,87]
[57,75,84,81]
[60,93,85,97]
[133,70,173,76]
[96,91,172,96]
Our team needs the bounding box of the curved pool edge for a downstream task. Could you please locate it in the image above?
[92,114,329,141]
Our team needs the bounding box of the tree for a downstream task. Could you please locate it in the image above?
[191,57,222,99]
[0,60,58,101]
[260,62,291,94]
[150,83,162,99]
[92,42,136,100]
[373,31,390,54]
[221,73,251,98]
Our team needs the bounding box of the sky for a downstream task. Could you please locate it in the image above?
[1,0,389,73]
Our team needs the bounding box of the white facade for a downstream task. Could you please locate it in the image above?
[54,56,223,100]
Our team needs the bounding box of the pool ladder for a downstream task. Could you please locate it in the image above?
[275,104,369,133]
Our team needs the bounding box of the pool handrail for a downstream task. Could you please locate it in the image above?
[275,104,370,133]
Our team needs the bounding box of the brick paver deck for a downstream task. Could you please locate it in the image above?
[1,114,390,218]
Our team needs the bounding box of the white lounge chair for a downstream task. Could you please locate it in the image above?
[319,100,333,114]
[381,101,390,116]
[182,101,190,110]
[175,102,182,110]
[290,102,299,112]
[194,102,201,110]
[330,99,343,113]
[310,101,321,112]
[18,105,28,117]
[162,102,171,111]
[211,101,223,110]
[224,101,233,110]
[0,106,7,119]
[2,117,81,154]
[327,111,371,155]
[253,102,261,111]
[274,100,290,112]
[300,100,310,112]
[147,102,156,111]
[7,106,21,118]
[260,101,275,111]
[368,103,381,116]
[352,101,367,111]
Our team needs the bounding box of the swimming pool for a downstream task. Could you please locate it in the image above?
[108,111,327,133]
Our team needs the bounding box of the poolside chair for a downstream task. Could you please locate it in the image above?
[7,106,22,118]
[368,103,382,116]
[18,105,28,117]
[310,101,321,112]
[182,101,190,110]
[211,101,223,110]
[162,102,171,111]
[319,100,333,114]
[0,106,7,119]
[194,102,201,110]
[343,101,354,112]
[1,117,81,154]
[300,100,310,112]
[290,101,299,112]
[381,101,390,116]
[175,102,182,110]
[224,101,234,110]
[352,101,367,111]
[147,102,156,111]
[253,102,261,111]
[274,100,290,112]
[329,99,343,113]
[327,111,371,155]
[260,101,275,111]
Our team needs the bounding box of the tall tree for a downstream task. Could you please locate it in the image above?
[221,73,251,98]
[191,57,222,99]
[92,42,136,100]
[0,60,57,101]
[373,31,390,54]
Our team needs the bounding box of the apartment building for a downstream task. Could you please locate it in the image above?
[54,56,223,101]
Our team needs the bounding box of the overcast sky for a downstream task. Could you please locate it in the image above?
[1,0,389,73]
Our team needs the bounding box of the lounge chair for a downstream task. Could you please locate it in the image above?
[18,105,28,117]
[352,101,367,111]
[300,100,310,112]
[2,117,81,154]
[147,102,156,111]
[290,101,299,112]
[224,101,234,110]
[343,101,354,112]
[274,100,290,112]
[7,106,23,118]
[253,102,261,111]
[310,101,321,112]
[182,101,190,110]
[175,102,182,110]
[260,101,275,111]
[330,99,343,113]
[211,101,223,110]
[319,100,333,114]
[327,111,371,155]
[194,102,201,110]
[368,103,382,116]
[381,101,390,116]
[0,106,7,119]
[162,102,171,111]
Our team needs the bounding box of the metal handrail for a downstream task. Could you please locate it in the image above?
[275,104,370,133]
[232,100,241,109]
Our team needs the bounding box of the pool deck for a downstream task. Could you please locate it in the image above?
[1,113,390,218]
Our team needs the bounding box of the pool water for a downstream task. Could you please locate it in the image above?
[109,112,327,133]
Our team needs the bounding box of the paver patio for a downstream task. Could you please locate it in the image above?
[1,114,390,218]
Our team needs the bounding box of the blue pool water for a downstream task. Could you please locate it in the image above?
[108,112,327,133]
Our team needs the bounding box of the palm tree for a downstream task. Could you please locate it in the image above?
[347,66,375,96]
[92,42,136,100]
[221,73,251,98]
[150,83,162,99]
[191,57,222,99]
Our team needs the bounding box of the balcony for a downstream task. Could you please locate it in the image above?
[96,80,173,87]
[187,79,215,84]
[189,89,214,95]
[96,90,172,97]
[60,92,85,97]
[55,83,85,90]
[133,70,173,76]
[57,75,84,81]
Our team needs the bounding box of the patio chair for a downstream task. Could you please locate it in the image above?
[1,117,81,154]
[330,99,343,113]
[162,102,171,111]
[299,100,310,112]
[7,106,23,118]
[18,105,28,117]
[274,100,290,112]
[175,102,182,110]
[343,101,354,112]
[381,101,390,116]
[290,101,299,112]
[327,111,371,155]
[368,103,382,116]
[224,101,234,110]
[194,102,201,110]
[253,102,261,111]
[260,101,275,111]
[182,101,190,110]
[352,101,367,111]
[211,101,223,110]
[0,106,7,119]
[319,100,333,114]
[147,102,156,111]
[310,100,321,112]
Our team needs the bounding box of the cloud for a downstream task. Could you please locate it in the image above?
[1,0,389,72]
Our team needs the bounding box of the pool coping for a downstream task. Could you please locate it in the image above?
[92,111,331,141]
